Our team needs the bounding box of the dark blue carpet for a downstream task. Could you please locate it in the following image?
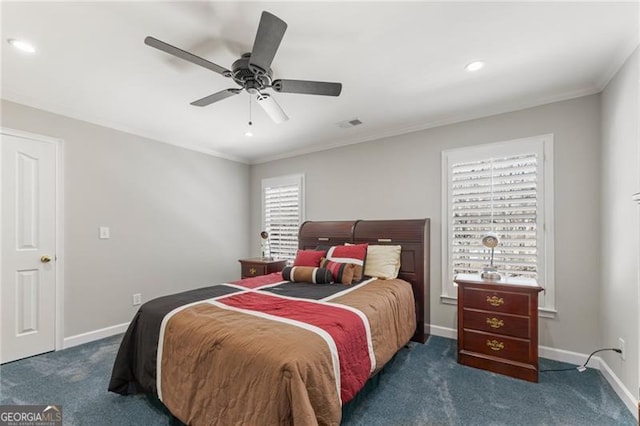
[0,335,634,425]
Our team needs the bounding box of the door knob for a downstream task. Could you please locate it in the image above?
[40,255,52,263]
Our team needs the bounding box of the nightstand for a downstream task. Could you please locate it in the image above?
[454,273,544,382]
[238,258,287,279]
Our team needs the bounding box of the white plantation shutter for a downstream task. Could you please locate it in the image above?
[442,135,555,313]
[262,174,304,263]
[451,153,538,279]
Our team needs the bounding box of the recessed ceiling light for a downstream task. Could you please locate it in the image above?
[7,38,36,53]
[465,61,485,72]
[244,131,253,137]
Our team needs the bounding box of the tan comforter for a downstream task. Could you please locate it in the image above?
[147,278,415,425]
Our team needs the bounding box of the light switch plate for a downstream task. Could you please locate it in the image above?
[99,226,110,239]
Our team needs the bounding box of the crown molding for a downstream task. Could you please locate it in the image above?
[251,86,600,165]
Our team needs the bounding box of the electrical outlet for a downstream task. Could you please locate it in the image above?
[99,226,110,239]
[618,338,625,360]
[132,293,142,306]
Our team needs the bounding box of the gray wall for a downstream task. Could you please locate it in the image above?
[251,94,603,354]
[600,47,639,399]
[1,100,250,337]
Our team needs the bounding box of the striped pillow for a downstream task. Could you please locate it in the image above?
[326,243,368,282]
[320,258,355,285]
[282,266,334,284]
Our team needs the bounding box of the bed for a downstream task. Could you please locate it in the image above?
[109,219,430,425]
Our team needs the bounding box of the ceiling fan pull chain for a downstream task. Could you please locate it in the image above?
[248,93,252,126]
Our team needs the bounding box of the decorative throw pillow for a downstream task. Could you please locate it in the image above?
[320,258,355,285]
[293,249,326,267]
[326,243,368,282]
[282,266,334,284]
[363,245,402,279]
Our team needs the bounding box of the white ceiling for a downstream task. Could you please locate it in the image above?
[1,1,638,164]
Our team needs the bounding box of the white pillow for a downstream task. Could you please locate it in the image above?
[364,245,402,279]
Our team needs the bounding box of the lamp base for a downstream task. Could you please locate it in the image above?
[480,267,501,281]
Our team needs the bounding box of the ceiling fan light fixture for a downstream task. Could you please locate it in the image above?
[256,93,289,124]
[465,61,485,72]
[7,38,36,53]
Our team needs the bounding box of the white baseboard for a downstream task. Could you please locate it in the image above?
[429,324,457,340]
[538,344,600,368]
[63,322,129,349]
[598,357,639,420]
[428,324,637,419]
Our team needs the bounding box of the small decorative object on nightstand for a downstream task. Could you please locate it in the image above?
[238,258,287,279]
[260,231,271,259]
[455,273,544,382]
[480,232,501,280]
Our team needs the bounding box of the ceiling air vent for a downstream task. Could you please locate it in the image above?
[336,118,363,129]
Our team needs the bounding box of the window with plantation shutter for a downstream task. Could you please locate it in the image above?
[441,135,555,314]
[262,174,304,263]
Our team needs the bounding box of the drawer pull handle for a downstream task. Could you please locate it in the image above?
[486,317,504,329]
[486,295,504,306]
[249,267,257,275]
[486,340,504,351]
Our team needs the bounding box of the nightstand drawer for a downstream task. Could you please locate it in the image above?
[241,263,267,278]
[462,309,530,338]
[462,330,532,364]
[462,287,530,315]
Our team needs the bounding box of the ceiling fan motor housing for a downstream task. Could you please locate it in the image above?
[232,53,272,93]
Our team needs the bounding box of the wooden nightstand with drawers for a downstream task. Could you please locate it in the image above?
[455,273,544,382]
[238,258,287,279]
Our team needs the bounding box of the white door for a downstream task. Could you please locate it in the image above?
[1,131,57,363]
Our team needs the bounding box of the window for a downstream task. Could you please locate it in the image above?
[441,135,555,314]
[262,174,305,263]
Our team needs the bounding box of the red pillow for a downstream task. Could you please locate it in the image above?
[293,249,326,267]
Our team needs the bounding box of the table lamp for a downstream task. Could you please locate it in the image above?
[480,232,501,280]
[260,231,271,259]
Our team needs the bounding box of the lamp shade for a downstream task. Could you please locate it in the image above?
[481,232,499,249]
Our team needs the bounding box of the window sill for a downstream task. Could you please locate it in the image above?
[440,295,458,305]
[538,307,557,319]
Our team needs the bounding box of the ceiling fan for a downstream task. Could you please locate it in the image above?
[145,11,342,124]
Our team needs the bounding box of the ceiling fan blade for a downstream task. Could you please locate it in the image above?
[249,12,287,73]
[256,93,289,123]
[191,89,240,107]
[145,36,231,77]
[272,79,342,96]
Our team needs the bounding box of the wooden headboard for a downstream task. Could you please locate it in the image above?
[298,219,430,343]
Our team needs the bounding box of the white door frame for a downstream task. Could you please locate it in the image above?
[0,127,65,352]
